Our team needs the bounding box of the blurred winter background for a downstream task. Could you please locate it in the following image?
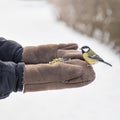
[0,0,120,120]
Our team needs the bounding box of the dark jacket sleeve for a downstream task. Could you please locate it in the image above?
[0,37,23,63]
[0,60,24,99]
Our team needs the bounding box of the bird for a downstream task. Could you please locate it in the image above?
[80,46,112,67]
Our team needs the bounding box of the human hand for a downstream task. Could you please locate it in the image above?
[23,59,95,92]
[22,43,83,64]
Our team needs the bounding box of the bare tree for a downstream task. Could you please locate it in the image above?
[50,0,120,53]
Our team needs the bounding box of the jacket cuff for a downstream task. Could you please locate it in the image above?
[0,37,23,63]
[0,61,24,99]
[15,62,25,92]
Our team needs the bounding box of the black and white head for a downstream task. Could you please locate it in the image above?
[81,46,90,53]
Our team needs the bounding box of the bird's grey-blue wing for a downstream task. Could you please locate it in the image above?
[88,54,104,62]
[88,54,112,67]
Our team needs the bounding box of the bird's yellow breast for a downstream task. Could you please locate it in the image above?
[83,53,97,65]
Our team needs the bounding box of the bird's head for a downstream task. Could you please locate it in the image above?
[81,46,90,54]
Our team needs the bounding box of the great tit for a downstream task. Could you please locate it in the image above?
[81,46,112,67]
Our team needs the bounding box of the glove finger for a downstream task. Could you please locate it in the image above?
[57,50,84,60]
[58,43,78,50]
[64,59,95,83]
[65,59,89,66]
[23,78,94,92]
[23,63,83,84]
[63,70,95,84]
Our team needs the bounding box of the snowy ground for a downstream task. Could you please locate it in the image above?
[0,0,120,120]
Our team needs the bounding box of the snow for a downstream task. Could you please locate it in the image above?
[0,0,120,120]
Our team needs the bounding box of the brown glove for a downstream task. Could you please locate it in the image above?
[22,43,83,64]
[23,59,95,92]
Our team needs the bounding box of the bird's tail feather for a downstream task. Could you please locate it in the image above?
[103,61,112,67]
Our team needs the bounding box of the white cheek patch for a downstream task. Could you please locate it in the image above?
[83,48,89,52]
